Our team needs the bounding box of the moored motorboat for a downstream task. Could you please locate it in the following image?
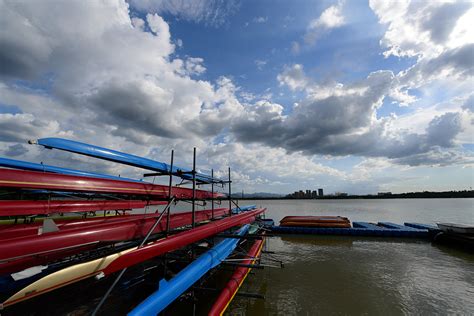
[436,223,474,235]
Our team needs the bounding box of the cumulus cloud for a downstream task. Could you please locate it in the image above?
[370,0,473,59]
[128,0,240,27]
[237,64,470,166]
[277,64,309,91]
[304,1,345,45]
[370,0,474,107]
[4,144,28,157]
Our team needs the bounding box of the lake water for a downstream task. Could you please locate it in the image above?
[228,198,474,315]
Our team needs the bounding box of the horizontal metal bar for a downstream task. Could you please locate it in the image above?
[143,172,166,177]
[221,262,264,269]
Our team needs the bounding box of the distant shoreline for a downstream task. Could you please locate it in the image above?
[228,190,474,200]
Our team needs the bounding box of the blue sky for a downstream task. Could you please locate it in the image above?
[0,0,473,194]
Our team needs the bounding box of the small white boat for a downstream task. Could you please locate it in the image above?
[437,223,474,235]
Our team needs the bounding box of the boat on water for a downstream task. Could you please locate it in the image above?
[280,215,351,228]
[437,223,474,235]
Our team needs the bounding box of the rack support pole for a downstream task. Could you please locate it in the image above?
[192,147,196,228]
[211,168,214,220]
[228,167,232,216]
[166,150,174,235]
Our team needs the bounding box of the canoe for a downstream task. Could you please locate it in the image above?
[208,233,265,316]
[0,208,229,274]
[0,169,222,199]
[128,225,251,315]
[437,223,474,235]
[0,157,138,182]
[0,200,167,217]
[32,138,223,184]
[0,208,265,308]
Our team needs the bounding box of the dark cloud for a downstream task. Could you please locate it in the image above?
[422,2,472,44]
[462,94,474,112]
[392,148,467,167]
[4,143,28,157]
[426,112,462,148]
[233,71,394,155]
[400,43,474,87]
[0,114,59,143]
[89,81,180,139]
[233,67,465,166]
[0,5,50,79]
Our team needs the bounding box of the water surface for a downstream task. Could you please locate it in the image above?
[229,199,474,315]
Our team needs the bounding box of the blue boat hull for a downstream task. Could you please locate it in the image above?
[128,224,250,315]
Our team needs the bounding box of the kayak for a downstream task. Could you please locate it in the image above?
[0,157,138,182]
[0,208,230,274]
[208,233,265,316]
[1,208,265,308]
[31,138,223,184]
[0,200,167,217]
[129,224,251,315]
[0,169,222,199]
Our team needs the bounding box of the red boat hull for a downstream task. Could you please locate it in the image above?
[0,168,223,199]
[0,208,229,274]
[0,200,167,217]
[208,235,265,316]
[1,209,265,308]
[102,208,266,276]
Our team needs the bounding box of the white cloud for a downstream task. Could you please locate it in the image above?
[253,16,268,23]
[304,1,346,45]
[254,59,267,70]
[277,64,309,91]
[290,41,300,54]
[370,0,473,59]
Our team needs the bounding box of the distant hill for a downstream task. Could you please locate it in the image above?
[231,192,284,199]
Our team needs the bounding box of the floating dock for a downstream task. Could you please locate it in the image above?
[271,222,436,238]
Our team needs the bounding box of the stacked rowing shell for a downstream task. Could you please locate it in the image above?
[279,216,351,228]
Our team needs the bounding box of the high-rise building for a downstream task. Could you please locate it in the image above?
[306,190,311,198]
[311,190,317,198]
[318,188,324,196]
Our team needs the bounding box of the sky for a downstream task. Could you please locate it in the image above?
[0,0,473,195]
